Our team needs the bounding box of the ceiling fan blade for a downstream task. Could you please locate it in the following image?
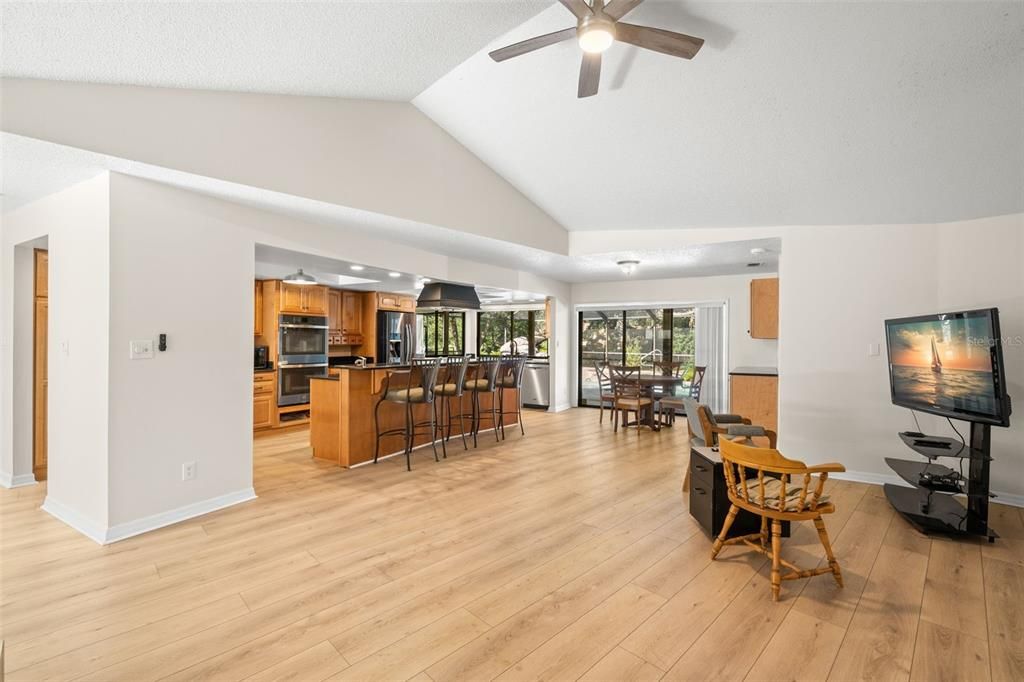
[578,52,601,98]
[603,0,645,21]
[615,22,705,59]
[488,27,577,62]
[558,0,594,20]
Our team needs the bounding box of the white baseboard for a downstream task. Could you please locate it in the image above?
[833,470,1024,509]
[43,488,257,545]
[0,472,37,488]
[41,497,108,543]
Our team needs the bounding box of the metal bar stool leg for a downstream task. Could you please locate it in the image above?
[498,388,506,440]
[458,393,468,450]
[517,387,525,436]
[491,391,500,443]
[404,401,413,472]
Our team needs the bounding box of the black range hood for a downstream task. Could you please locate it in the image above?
[416,282,480,311]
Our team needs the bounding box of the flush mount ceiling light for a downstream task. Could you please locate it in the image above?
[750,247,767,256]
[349,264,365,271]
[283,268,316,285]
[617,259,640,275]
[488,0,705,98]
[388,272,402,278]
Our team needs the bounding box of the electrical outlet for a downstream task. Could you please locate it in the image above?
[182,461,197,481]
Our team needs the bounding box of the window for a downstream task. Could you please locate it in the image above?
[476,309,548,357]
[577,307,696,407]
[418,311,465,356]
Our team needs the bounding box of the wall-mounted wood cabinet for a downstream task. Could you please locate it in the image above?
[750,277,779,339]
[377,292,416,313]
[327,290,365,345]
[254,280,264,336]
[342,291,363,334]
[279,282,327,315]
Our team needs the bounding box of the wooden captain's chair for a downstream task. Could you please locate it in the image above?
[682,397,777,493]
[712,437,846,601]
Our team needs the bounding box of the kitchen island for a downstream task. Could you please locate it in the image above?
[310,363,520,467]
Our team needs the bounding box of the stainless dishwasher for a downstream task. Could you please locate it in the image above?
[521,360,550,409]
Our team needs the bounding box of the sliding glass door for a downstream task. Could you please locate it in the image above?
[577,307,696,407]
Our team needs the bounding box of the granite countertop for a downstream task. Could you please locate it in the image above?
[334,357,550,371]
[729,366,778,376]
[310,375,339,381]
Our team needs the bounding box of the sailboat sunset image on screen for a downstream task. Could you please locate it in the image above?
[886,314,997,418]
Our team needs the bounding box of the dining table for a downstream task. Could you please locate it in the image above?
[618,371,692,431]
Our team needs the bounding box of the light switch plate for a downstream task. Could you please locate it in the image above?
[130,339,155,359]
[868,342,881,357]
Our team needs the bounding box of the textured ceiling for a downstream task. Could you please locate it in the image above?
[0,0,548,100]
[415,1,1024,229]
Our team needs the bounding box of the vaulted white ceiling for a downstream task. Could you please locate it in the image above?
[3,0,1021,235]
[0,0,548,100]
[415,1,1024,229]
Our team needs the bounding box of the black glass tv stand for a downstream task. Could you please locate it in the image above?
[884,423,997,542]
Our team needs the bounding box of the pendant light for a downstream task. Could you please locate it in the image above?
[283,268,316,285]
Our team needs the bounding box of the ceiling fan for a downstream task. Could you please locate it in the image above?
[489,0,704,98]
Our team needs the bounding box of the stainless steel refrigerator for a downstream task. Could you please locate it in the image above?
[376,311,417,365]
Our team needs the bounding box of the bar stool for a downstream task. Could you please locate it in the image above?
[373,358,442,471]
[463,356,501,447]
[497,356,528,439]
[433,355,470,456]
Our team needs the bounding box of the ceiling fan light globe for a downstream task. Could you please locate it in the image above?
[579,27,614,53]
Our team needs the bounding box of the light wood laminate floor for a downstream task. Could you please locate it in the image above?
[1,408,1023,681]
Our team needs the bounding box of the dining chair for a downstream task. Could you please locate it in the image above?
[657,365,706,424]
[593,360,616,423]
[714,437,846,601]
[609,365,653,433]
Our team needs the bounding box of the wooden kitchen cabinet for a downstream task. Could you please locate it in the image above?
[377,292,416,313]
[327,290,343,331]
[342,291,363,333]
[750,277,779,339]
[254,280,264,336]
[279,281,328,315]
[253,372,277,430]
[730,373,778,434]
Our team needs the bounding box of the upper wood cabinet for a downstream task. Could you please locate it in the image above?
[327,290,343,331]
[377,292,416,313]
[254,280,264,336]
[750,277,779,339]
[342,291,363,333]
[279,281,328,315]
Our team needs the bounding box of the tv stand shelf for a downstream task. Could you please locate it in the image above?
[897,432,987,460]
[886,424,997,542]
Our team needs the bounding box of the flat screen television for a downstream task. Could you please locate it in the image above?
[885,308,1012,427]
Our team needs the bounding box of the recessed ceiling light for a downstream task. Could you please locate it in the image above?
[422,277,432,283]
[388,272,401,278]
[617,260,640,276]
[350,265,365,271]
[750,247,767,256]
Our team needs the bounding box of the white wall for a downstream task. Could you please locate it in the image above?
[105,174,255,528]
[1,78,568,255]
[1,175,112,535]
[778,215,1024,500]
